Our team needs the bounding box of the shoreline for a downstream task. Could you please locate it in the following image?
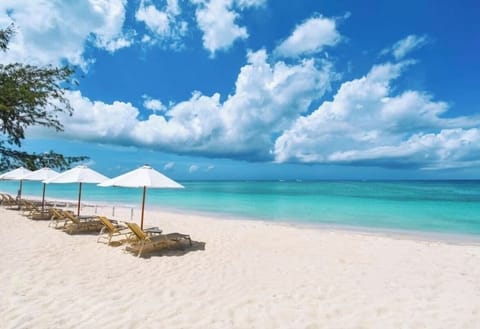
[8,190,480,245]
[147,205,480,246]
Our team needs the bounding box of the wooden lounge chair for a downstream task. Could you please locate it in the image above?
[23,202,54,220]
[0,193,12,206]
[48,208,99,232]
[1,194,20,209]
[48,208,73,228]
[97,216,131,245]
[21,200,49,219]
[125,222,191,257]
[20,200,36,215]
[62,211,103,234]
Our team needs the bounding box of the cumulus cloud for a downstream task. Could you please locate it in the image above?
[274,15,341,58]
[32,49,333,161]
[135,0,188,48]
[31,90,140,143]
[274,61,480,169]
[127,49,332,159]
[192,0,247,55]
[381,34,430,60]
[27,55,480,170]
[191,0,264,55]
[326,128,480,170]
[142,96,167,112]
[0,0,131,68]
[235,0,266,9]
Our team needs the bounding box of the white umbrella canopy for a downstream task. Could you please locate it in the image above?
[0,166,33,199]
[44,165,109,216]
[0,166,32,179]
[99,165,184,229]
[22,168,59,210]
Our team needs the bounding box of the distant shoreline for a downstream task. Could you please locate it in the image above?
[7,190,480,245]
[3,179,480,240]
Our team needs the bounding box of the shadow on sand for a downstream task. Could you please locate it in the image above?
[135,239,206,258]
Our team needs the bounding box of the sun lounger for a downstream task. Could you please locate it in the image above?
[48,208,100,233]
[62,211,103,234]
[21,200,49,218]
[97,216,131,245]
[20,200,36,215]
[23,202,54,220]
[1,194,21,209]
[125,222,191,257]
[124,222,172,257]
[30,209,54,220]
[0,193,10,205]
[48,208,74,228]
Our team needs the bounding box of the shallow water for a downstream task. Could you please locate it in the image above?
[2,180,480,235]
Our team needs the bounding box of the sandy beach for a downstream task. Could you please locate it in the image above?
[1,204,480,329]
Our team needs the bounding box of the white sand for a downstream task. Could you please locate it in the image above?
[1,205,480,329]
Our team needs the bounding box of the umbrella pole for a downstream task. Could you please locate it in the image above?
[18,180,23,199]
[140,186,146,230]
[42,183,46,211]
[77,182,82,216]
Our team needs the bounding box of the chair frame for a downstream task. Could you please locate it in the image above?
[125,222,171,257]
[125,222,191,257]
[62,211,103,234]
[97,216,131,245]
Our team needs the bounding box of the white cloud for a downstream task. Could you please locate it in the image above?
[142,96,167,112]
[235,0,266,9]
[189,164,199,173]
[134,49,331,159]
[31,90,140,143]
[9,3,479,171]
[0,0,131,68]
[89,0,131,52]
[274,61,480,169]
[192,0,263,55]
[28,53,480,170]
[274,15,341,58]
[382,34,430,60]
[136,4,169,36]
[102,35,134,52]
[327,128,480,170]
[215,50,332,158]
[31,49,332,161]
[164,161,175,170]
[135,0,187,48]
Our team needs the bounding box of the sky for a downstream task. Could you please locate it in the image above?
[1,0,479,180]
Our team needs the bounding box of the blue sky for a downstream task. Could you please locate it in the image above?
[1,0,479,180]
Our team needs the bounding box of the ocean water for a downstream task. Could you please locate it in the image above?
[2,180,480,236]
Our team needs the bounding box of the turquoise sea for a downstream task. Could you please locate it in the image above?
[2,180,480,236]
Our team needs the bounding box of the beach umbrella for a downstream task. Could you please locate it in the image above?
[99,165,184,229]
[0,166,33,199]
[44,165,109,216]
[21,168,59,210]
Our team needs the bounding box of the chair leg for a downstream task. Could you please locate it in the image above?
[138,241,145,257]
[97,227,105,242]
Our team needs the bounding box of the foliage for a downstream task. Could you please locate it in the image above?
[0,145,87,171]
[0,24,14,51]
[0,25,88,172]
